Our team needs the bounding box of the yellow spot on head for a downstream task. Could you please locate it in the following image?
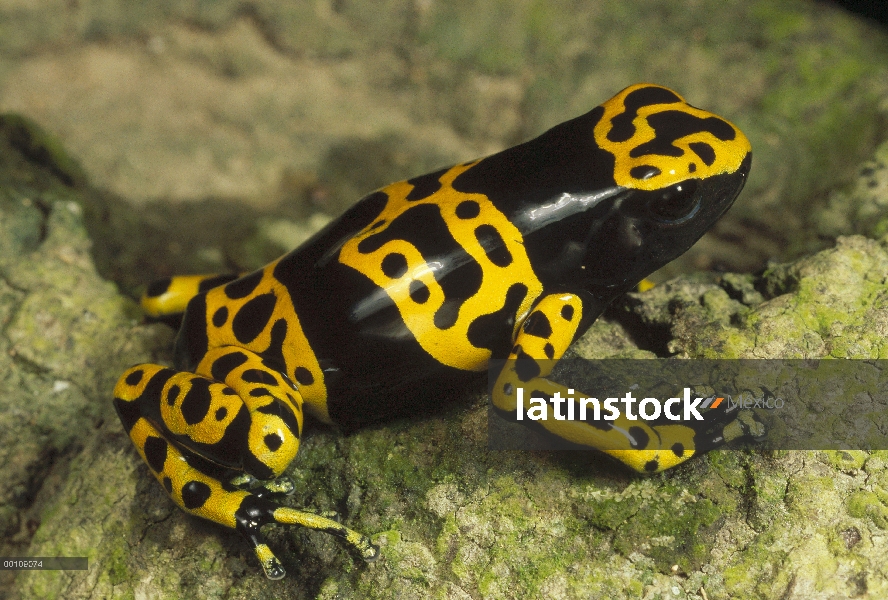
[594,83,751,191]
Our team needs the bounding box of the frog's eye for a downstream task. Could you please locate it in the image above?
[648,180,700,223]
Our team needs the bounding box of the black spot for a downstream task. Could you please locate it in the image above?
[215,406,228,420]
[544,343,554,359]
[144,436,168,473]
[222,387,237,395]
[689,142,716,166]
[474,224,512,267]
[166,384,180,406]
[181,480,212,510]
[198,274,239,292]
[560,305,574,321]
[514,352,541,382]
[456,200,481,219]
[629,165,661,180]
[212,307,228,327]
[608,86,683,143]
[211,351,249,382]
[146,278,171,298]
[405,168,446,201]
[629,111,735,159]
[162,476,173,494]
[371,219,386,229]
[503,382,513,395]
[176,294,209,370]
[381,253,408,278]
[140,368,177,412]
[294,367,314,386]
[466,284,529,355]
[523,311,553,338]
[688,162,697,173]
[257,399,300,439]
[224,270,264,300]
[125,369,144,386]
[671,443,685,457]
[242,369,277,385]
[260,319,289,379]
[644,460,660,472]
[181,380,213,425]
[264,433,283,452]
[434,299,461,330]
[409,280,430,303]
[113,397,142,432]
[232,293,277,344]
[356,203,483,325]
[628,426,650,450]
[249,388,271,397]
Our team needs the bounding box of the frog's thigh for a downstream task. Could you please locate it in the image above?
[192,346,305,479]
[114,352,302,484]
[491,293,702,473]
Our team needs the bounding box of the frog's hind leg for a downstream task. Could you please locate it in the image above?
[141,274,239,319]
[113,354,378,579]
[115,404,376,579]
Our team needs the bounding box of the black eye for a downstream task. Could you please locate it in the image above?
[648,180,700,223]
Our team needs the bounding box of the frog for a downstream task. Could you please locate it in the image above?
[113,83,754,580]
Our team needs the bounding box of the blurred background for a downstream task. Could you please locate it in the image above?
[1,0,887,294]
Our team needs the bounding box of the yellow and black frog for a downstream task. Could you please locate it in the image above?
[113,83,752,579]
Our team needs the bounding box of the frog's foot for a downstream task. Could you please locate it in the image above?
[141,273,240,318]
[229,473,296,498]
[239,498,379,579]
[697,409,767,450]
[612,410,767,472]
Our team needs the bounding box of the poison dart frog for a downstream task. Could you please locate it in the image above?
[113,84,753,579]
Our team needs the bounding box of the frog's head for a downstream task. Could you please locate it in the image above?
[451,82,750,299]
[577,83,752,296]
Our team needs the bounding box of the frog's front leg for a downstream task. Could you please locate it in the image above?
[112,347,378,580]
[491,294,763,473]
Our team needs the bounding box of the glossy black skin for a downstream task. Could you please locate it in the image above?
[175,107,751,430]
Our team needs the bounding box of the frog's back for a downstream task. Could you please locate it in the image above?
[172,82,752,428]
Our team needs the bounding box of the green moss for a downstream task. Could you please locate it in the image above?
[822,450,868,471]
[847,490,888,529]
[615,487,723,573]
[107,543,131,587]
